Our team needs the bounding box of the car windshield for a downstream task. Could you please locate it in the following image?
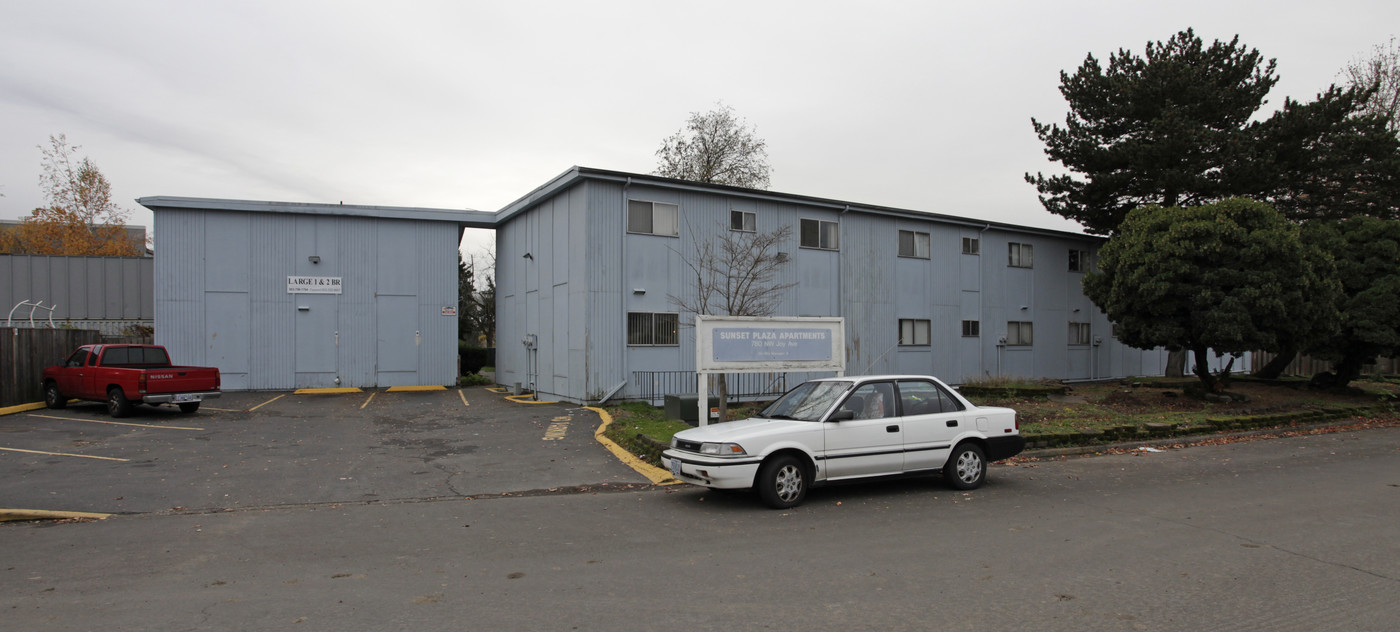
[759,380,852,422]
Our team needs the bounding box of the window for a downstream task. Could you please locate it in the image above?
[961,320,980,337]
[896,379,967,415]
[1006,321,1033,346]
[1069,322,1091,345]
[627,200,678,236]
[1069,249,1090,272]
[962,237,980,255]
[899,319,931,346]
[898,230,931,259]
[627,312,679,346]
[800,218,839,250]
[1008,243,1033,268]
[730,210,756,232]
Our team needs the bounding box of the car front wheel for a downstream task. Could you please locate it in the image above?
[757,454,809,509]
[944,443,986,490]
[44,382,67,409]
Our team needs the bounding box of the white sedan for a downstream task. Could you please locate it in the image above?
[661,375,1024,508]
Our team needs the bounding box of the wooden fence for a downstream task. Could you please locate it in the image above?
[1250,351,1400,378]
[1,328,103,408]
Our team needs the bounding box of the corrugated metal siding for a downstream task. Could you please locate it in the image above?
[1,254,153,322]
[251,213,296,389]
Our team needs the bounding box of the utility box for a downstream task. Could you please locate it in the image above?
[664,394,699,424]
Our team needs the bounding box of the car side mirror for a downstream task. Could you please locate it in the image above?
[827,410,855,422]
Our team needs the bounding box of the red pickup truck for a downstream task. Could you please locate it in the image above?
[42,344,222,418]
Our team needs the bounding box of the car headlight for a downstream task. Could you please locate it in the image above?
[699,442,747,456]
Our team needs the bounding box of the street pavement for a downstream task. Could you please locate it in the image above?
[2,389,1397,631]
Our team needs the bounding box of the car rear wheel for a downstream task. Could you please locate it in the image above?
[178,402,200,414]
[44,382,67,409]
[757,454,809,509]
[107,387,133,418]
[944,443,986,490]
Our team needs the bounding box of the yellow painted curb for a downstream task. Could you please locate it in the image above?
[0,508,111,522]
[506,394,561,404]
[0,402,47,416]
[294,387,364,394]
[584,406,681,486]
[385,385,447,392]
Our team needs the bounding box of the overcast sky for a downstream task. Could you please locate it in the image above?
[2,1,1395,255]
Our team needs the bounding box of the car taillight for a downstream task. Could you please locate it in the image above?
[215,372,221,390]
[138,373,148,394]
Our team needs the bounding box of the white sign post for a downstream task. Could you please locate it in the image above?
[694,315,845,426]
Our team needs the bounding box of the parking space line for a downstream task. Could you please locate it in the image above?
[458,390,469,407]
[25,413,204,431]
[0,508,112,522]
[248,394,285,411]
[0,446,129,462]
[385,385,445,392]
[361,392,377,409]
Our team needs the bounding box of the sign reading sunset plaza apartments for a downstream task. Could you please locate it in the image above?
[696,315,845,372]
[287,276,343,294]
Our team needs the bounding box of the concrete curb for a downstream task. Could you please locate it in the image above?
[0,401,47,416]
[584,406,681,486]
[0,508,111,522]
[1020,418,1382,459]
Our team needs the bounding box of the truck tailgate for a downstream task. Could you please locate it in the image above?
[143,367,219,394]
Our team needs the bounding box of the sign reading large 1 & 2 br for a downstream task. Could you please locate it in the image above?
[287,276,343,294]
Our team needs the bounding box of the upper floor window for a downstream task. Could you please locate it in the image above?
[962,237,980,255]
[898,230,931,259]
[627,200,678,237]
[730,210,756,232]
[898,319,931,346]
[627,312,679,346]
[1008,242,1034,268]
[800,218,839,250]
[962,320,980,337]
[1069,249,1091,272]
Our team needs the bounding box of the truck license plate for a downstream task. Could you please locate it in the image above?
[173,394,202,403]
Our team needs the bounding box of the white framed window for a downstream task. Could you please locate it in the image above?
[1069,322,1091,345]
[730,210,756,232]
[800,218,839,250]
[627,312,679,346]
[898,230,931,259]
[627,200,678,236]
[962,237,980,255]
[1008,242,1034,268]
[1069,249,1090,273]
[899,319,931,346]
[1006,321,1033,346]
[962,320,980,337]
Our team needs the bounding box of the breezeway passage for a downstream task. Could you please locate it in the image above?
[0,387,651,518]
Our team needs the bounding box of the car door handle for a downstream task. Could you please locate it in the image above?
[886,425,899,433]
[946,420,958,427]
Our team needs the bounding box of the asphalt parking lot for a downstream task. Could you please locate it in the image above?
[0,387,651,517]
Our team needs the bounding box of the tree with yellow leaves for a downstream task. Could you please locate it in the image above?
[0,134,143,256]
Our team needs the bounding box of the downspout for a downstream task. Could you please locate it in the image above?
[620,178,632,399]
[839,205,851,373]
[979,224,990,377]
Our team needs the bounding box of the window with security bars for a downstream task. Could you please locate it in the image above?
[800,218,839,250]
[627,312,679,346]
[1006,321,1033,346]
[1069,322,1091,345]
[898,319,931,346]
[898,230,931,259]
[1008,243,1033,268]
[627,200,678,236]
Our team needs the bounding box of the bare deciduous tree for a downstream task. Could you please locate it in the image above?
[655,102,771,190]
[669,222,796,421]
[1344,36,1400,135]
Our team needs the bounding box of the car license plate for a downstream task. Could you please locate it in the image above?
[173,394,202,403]
[669,458,681,476]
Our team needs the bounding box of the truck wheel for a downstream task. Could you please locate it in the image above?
[178,402,200,414]
[757,454,809,509]
[44,382,67,409]
[107,387,133,418]
[943,442,986,490]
